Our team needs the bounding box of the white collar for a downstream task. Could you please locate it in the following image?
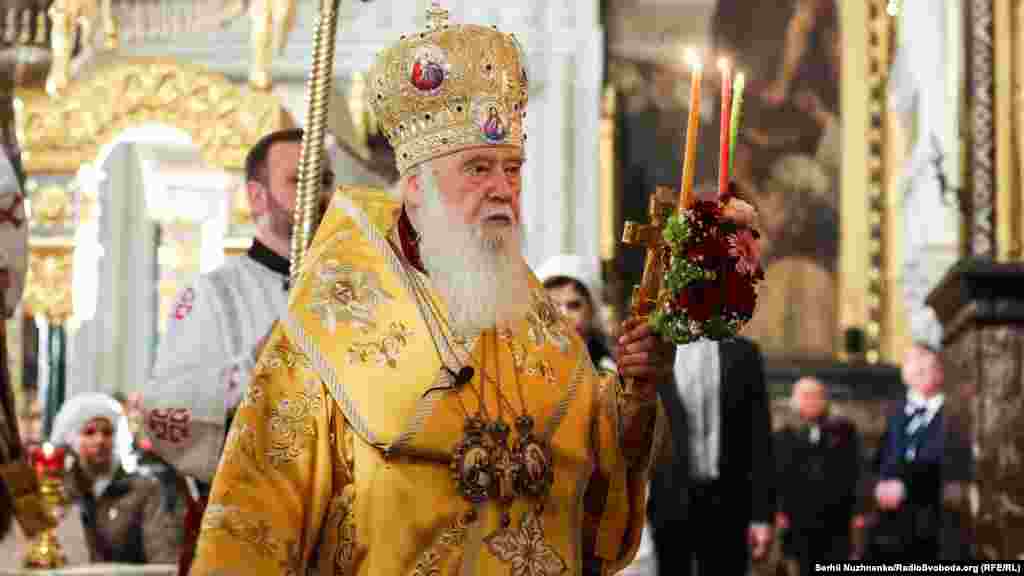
[906,391,944,416]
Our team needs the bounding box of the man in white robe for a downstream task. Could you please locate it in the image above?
[143,126,397,571]
[144,129,312,484]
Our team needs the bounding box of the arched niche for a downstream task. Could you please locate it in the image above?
[12,56,293,175]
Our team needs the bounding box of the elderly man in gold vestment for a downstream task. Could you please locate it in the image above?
[190,6,670,576]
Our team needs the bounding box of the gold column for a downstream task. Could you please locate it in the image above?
[884,81,910,363]
[841,1,899,363]
[839,1,872,360]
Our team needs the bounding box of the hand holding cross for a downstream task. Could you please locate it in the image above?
[617,186,677,395]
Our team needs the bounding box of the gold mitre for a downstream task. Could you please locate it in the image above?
[366,2,528,175]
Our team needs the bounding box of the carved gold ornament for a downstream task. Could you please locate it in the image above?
[26,182,72,230]
[45,0,120,96]
[22,242,73,323]
[43,0,297,95]
[0,6,50,49]
[14,57,290,174]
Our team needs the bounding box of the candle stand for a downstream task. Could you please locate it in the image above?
[24,443,67,569]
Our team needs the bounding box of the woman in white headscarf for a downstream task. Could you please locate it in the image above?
[536,254,617,372]
[50,392,183,564]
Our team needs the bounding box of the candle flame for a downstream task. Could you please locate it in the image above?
[717,57,730,72]
[42,442,54,457]
[685,47,702,71]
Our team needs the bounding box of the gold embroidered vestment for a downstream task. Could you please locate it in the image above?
[190,187,665,576]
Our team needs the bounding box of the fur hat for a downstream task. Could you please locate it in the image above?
[49,393,124,455]
[535,254,602,304]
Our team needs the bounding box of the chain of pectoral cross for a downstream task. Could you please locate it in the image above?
[397,237,551,518]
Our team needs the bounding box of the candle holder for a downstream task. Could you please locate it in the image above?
[23,443,67,569]
[621,49,760,346]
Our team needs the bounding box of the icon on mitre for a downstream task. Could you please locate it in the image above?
[472,99,508,144]
[482,106,507,143]
[410,45,447,93]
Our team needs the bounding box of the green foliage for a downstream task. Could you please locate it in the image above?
[651,207,757,345]
[662,214,691,248]
[663,255,703,294]
[651,310,700,345]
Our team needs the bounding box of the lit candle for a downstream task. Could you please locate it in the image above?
[33,442,64,474]
[680,48,703,210]
[718,57,732,198]
[728,72,746,178]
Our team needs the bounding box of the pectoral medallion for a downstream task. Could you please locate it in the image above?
[451,417,498,504]
[511,415,554,499]
[450,414,554,511]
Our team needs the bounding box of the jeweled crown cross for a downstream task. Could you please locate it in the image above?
[426,1,449,30]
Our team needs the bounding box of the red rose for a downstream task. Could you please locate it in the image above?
[685,282,722,322]
[686,234,729,264]
[675,287,690,309]
[723,269,757,316]
[693,200,722,221]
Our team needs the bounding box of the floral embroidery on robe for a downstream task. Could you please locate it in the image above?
[201,505,282,559]
[525,291,571,354]
[256,343,311,374]
[346,322,414,367]
[325,487,357,574]
[267,379,323,466]
[308,260,394,333]
[484,512,568,576]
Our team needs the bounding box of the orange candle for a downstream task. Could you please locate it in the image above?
[680,48,702,210]
[718,58,732,198]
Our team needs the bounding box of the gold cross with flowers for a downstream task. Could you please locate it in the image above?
[620,186,676,394]
[622,186,677,320]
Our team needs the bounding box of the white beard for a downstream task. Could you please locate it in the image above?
[414,166,531,334]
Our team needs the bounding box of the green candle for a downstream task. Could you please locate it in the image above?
[728,72,745,178]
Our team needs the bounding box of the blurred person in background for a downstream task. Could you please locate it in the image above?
[868,307,971,560]
[537,253,616,371]
[51,392,182,564]
[775,377,863,574]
